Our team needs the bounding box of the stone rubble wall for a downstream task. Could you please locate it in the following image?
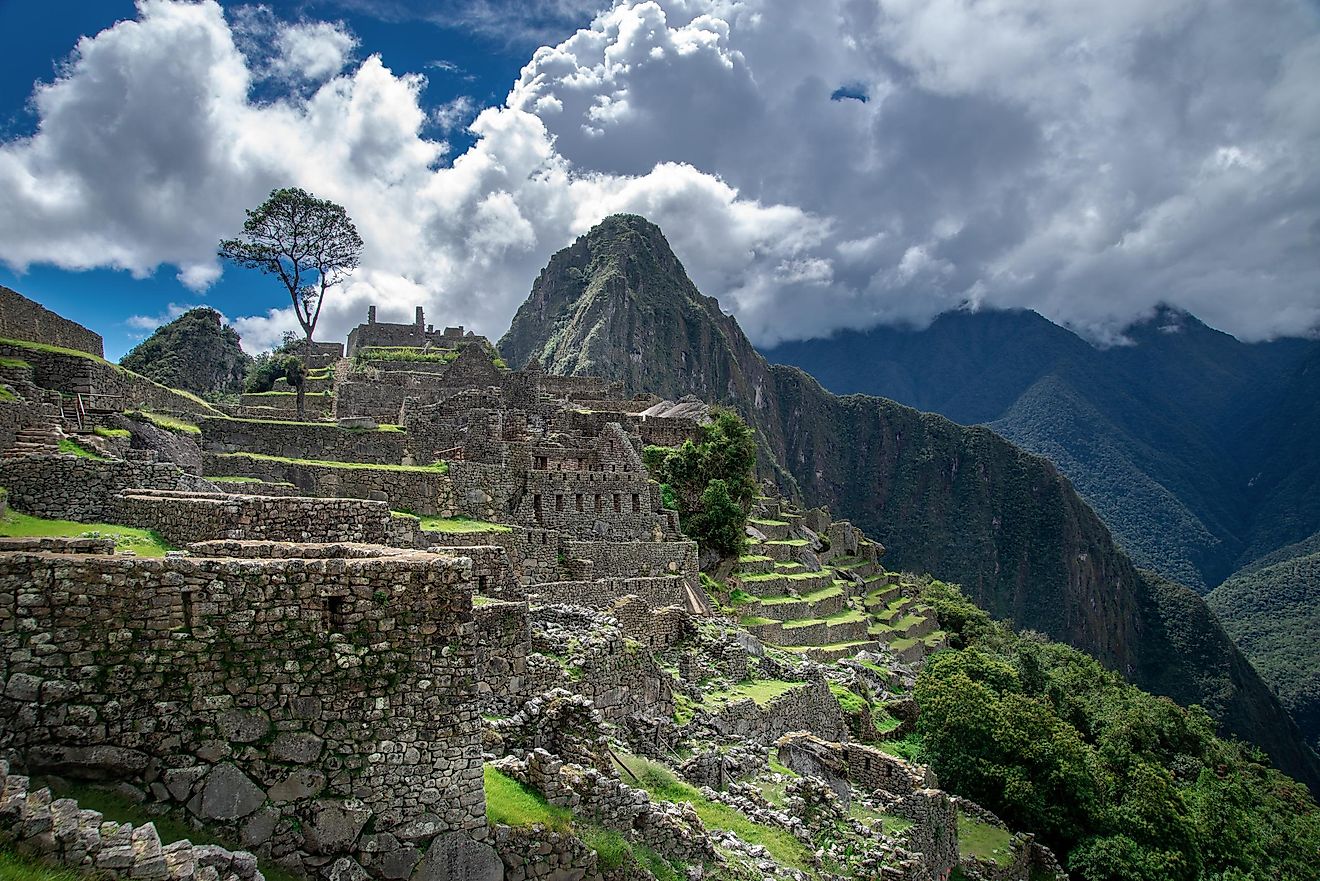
[0,285,105,357]
[494,749,717,865]
[474,600,533,714]
[0,536,116,554]
[203,452,456,516]
[563,539,699,583]
[0,341,217,419]
[0,551,485,877]
[113,490,396,547]
[0,455,219,522]
[888,789,959,881]
[201,419,406,465]
[529,577,690,616]
[236,393,335,421]
[520,470,671,539]
[706,679,849,745]
[0,762,264,881]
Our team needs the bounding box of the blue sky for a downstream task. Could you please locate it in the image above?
[1,0,1317,361]
[0,0,592,358]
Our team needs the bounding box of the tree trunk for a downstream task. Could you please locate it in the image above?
[297,333,312,421]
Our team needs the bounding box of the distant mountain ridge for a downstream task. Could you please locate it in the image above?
[499,214,1320,792]
[763,306,1320,592]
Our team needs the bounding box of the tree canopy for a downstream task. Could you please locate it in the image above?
[643,409,757,558]
[218,186,362,355]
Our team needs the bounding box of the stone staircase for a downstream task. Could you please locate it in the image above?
[2,421,64,458]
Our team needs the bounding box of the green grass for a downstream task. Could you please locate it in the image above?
[0,355,31,369]
[738,615,777,627]
[766,538,810,547]
[0,510,172,556]
[214,452,447,474]
[48,783,299,881]
[748,518,789,527]
[417,515,510,533]
[703,679,803,706]
[0,847,86,881]
[93,426,130,438]
[614,754,808,870]
[738,554,772,563]
[484,765,572,831]
[829,682,868,715]
[243,390,330,397]
[207,476,267,484]
[580,825,680,878]
[0,387,16,403]
[356,346,459,363]
[126,410,201,435]
[739,569,827,583]
[823,608,868,624]
[57,438,104,460]
[957,812,1014,866]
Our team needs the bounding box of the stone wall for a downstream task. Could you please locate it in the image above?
[474,599,533,714]
[0,341,218,419]
[201,419,406,465]
[0,455,218,522]
[521,470,668,539]
[529,577,690,615]
[0,285,104,357]
[563,540,698,582]
[237,393,334,421]
[113,490,395,547]
[0,762,265,881]
[203,452,455,516]
[0,551,485,876]
[705,679,848,744]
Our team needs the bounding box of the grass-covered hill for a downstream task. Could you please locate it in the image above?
[498,214,1320,794]
[120,306,250,395]
[1208,547,1320,753]
[763,306,1320,596]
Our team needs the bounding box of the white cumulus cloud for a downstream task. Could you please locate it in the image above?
[0,0,1318,350]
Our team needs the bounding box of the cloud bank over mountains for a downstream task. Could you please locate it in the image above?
[1,0,1318,349]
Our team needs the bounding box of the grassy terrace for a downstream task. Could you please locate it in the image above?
[614,753,808,871]
[702,678,803,706]
[213,415,401,431]
[759,585,842,605]
[126,410,202,435]
[0,338,221,415]
[211,452,447,473]
[416,516,510,533]
[739,569,828,583]
[57,438,103,459]
[957,812,1014,866]
[0,510,171,556]
[766,538,810,547]
[747,517,789,527]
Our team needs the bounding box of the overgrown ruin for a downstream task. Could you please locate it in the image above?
[0,287,1064,881]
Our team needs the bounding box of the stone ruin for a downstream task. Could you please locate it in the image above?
[0,300,1064,881]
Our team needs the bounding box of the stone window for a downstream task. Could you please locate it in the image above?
[632,494,641,512]
[179,590,194,634]
[613,494,622,512]
[533,493,544,524]
[556,495,565,513]
[594,494,603,513]
[576,494,584,512]
[324,596,348,633]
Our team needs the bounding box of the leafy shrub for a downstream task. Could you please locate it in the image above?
[643,409,757,558]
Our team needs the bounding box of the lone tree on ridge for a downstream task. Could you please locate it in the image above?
[219,186,363,419]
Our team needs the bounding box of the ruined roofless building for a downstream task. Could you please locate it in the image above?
[345,305,488,357]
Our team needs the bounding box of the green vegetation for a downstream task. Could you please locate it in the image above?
[0,848,85,881]
[207,476,268,484]
[829,683,868,716]
[0,510,171,556]
[93,425,130,438]
[913,580,1320,881]
[702,678,802,707]
[643,409,757,558]
[417,516,511,533]
[125,410,202,435]
[0,387,16,403]
[355,346,458,364]
[0,355,30,369]
[614,753,808,870]
[483,765,571,831]
[214,452,447,473]
[1208,550,1320,751]
[119,307,250,395]
[957,812,1013,866]
[57,438,103,460]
